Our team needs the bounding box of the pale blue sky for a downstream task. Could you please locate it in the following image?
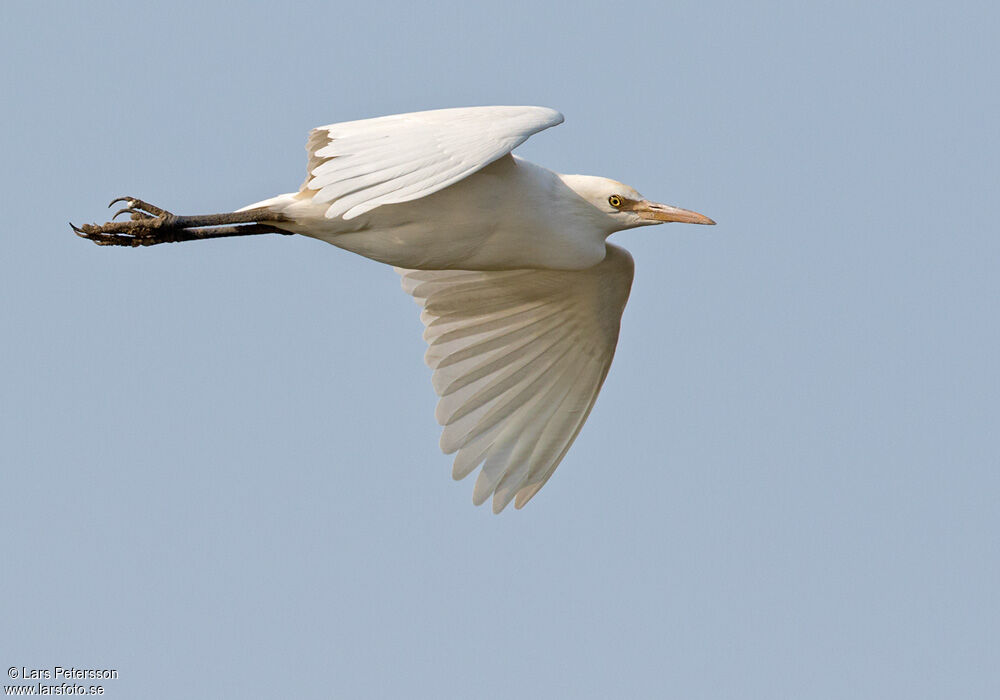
[2,1,997,698]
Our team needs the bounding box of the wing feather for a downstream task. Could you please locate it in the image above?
[396,245,635,512]
[302,106,563,219]
[490,361,583,511]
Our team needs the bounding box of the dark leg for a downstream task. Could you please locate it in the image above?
[71,197,294,247]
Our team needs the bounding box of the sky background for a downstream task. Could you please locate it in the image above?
[2,1,997,698]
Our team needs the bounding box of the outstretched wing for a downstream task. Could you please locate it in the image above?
[397,245,634,513]
[302,106,564,220]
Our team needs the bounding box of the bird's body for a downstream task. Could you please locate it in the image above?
[75,105,714,512]
[250,156,612,270]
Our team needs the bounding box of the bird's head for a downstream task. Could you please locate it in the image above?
[560,175,715,233]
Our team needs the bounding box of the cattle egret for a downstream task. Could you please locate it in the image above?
[73,106,714,512]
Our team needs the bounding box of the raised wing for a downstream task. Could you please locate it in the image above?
[302,106,563,220]
[397,245,634,512]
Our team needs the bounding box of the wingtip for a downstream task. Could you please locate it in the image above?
[514,483,543,510]
[491,494,514,514]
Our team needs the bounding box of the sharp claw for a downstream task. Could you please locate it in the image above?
[112,206,156,221]
[107,197,170,218]
[71,221,128,245]
[73,225,111,244]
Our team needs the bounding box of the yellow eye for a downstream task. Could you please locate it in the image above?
[608,194,623,208]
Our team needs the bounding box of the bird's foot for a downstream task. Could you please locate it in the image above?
[72,197,181,247]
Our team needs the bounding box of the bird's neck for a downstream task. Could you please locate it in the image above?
[554,173,625,236]
[498,163,612,238]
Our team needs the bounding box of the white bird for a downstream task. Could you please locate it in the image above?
[74,106,714,512]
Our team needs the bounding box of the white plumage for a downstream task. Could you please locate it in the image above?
[398,246,633,512]
[305,106,563,219]
[240,105,716,512]
[84,105,714,512]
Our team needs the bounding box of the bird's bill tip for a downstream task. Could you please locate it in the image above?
[639,201,715,225]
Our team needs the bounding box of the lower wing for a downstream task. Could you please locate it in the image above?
[396,245,634,512]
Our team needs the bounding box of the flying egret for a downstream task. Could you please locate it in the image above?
[73,106,715,513]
